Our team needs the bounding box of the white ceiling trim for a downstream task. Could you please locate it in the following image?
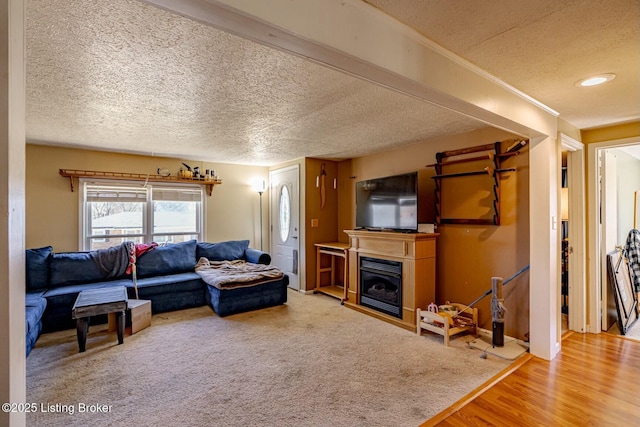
[143,0,559,137]
[560,133,583,152]
[346,0,561,118]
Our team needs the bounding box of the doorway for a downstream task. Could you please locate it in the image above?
[560,134,587,334]
[269,165,300,290]
[588,137,640,333]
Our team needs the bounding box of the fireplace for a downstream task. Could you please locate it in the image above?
[359,257,402,318]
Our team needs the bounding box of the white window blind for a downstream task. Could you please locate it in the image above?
[85,185,147,202]
[152,187,202,202]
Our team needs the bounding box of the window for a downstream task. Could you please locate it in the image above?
[82,181,203,250]
[279,185,290,242]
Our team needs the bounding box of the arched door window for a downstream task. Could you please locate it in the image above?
[279,185,291,242]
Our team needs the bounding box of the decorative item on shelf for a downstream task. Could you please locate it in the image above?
[157,168,170,177]
[193,166,201,180]
[179,162,193,179]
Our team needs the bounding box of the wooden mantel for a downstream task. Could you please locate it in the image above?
[344,230,438,331]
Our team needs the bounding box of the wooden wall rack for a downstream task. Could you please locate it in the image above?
[429,139,526,225]
[59,169,222,196]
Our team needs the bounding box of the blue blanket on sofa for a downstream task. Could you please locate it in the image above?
[195,258,284,289]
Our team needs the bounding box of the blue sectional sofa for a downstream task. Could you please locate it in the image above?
[25,240,288,356]
[25,246,51,356]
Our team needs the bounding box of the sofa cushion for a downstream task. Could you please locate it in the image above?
[136,240,197,278]
[50,252,108,287]
[196,240,249,261]
[26,291,47,307]
[25,303,46,334]
[205,275,289,317]
[25,292,47,356]
[25,246,52,290]
[43,279,132,299]
[127,273,206,313]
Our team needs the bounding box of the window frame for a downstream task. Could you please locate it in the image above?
[79,179,205,251]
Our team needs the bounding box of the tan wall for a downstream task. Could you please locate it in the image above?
[612,148,640,244]
[26,144,269,252]
[304,158,340,291]
[581,121,640,144]
[336,127,530,338]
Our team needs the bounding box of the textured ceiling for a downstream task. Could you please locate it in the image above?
[26,0,640,165]
[364,0,640,130]
[26,0,485,165]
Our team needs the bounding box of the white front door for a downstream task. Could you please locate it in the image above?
[270,165,300,290]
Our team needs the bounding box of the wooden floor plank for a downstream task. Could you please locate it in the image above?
[424,333,640,426]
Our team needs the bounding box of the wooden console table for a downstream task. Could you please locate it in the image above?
[314,242,350,302]
[344,230,438,331]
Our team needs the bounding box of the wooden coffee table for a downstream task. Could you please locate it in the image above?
[71,286,128,352]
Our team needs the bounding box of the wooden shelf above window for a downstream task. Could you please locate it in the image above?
[58,169,222,196]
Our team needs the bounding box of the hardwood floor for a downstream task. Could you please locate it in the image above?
[423,332,640,426]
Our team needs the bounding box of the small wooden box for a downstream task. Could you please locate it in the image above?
[108,299,151,335]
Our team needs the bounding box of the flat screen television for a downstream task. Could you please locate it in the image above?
[355,172,418,232]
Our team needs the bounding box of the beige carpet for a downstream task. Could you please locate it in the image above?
[27,290,511,427]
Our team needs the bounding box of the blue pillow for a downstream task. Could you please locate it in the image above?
[136,240,197,278]
[196,240,249,261]
[50,251,107,287]
[245,248,271,265]
[25,246,52,290]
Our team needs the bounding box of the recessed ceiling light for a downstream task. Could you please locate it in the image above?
[575,73,616,87]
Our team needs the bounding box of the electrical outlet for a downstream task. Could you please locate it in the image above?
[311,218,319,227]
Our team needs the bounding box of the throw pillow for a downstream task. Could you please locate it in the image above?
[196,240,249,261]
[25,246,53,290]
[136,239,197,278]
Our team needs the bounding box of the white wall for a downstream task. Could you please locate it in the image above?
[613,148,640,244]
[0,1,27,425]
